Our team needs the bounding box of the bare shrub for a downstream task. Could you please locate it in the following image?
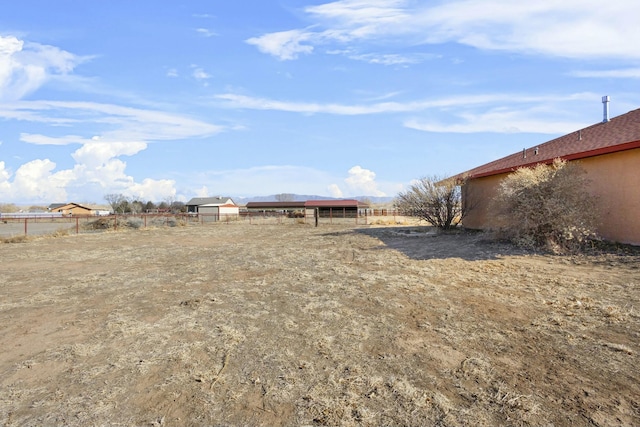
[85,218,113,230]
[395,176,467,230]
[492,158,598,252]
[1,235,30,244]
[126,218,144,229]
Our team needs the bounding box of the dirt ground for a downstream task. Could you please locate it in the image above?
[1,222,638,426]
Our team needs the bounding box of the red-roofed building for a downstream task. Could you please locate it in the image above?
[453,107,640,245]
[245,199,368,218]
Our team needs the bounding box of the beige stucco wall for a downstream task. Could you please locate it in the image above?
[56,205,93,215]
[462,148,640,245]
[461,174,504,231]
[579,149,640,245]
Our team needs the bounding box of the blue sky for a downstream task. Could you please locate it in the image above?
[1,0,639,204]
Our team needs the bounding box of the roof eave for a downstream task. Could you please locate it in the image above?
[464,139,640,180]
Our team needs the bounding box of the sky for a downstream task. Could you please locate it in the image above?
[1,0,640,205]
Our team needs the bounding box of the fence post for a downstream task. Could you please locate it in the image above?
[76,216,79,234]
[24,218,28,235]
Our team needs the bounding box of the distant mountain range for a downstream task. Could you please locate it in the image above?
[235,194,395,205]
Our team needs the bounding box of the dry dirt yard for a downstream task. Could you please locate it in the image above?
[1,222,639,426]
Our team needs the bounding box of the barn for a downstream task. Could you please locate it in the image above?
[305,199,364,218]
[245,199,367,219]
[185,197,239,222]
[453,103,640,245]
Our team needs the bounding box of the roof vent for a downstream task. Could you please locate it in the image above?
[602,95,610,123]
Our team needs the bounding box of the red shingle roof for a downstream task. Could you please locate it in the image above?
[305,199,361,208]
[245,200,364,209]
[457,108,640,179]
[245,201,306,209]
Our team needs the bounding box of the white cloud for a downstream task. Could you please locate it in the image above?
[246,29,315,60]
[20,133,90,145]
[327,183,343,198]
[344,165,385,196]
[128,178,177,201]
[248,0,640,60]
[71,141,147,167]
[1,159,74,202]
[0,140,179,203]
[196,28,217,37]
[166,68,178,78]
[414,0,640,59]
[4,100,224,145]
[0,35,88,101]
[0,161,11,193]
[192,67,211,81]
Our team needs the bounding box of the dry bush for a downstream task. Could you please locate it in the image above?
[492,159,598,252]
[85,217,113,230]
[126,218,144,229]
[1,235,30,243]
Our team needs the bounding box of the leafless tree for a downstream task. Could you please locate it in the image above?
[128,198,144,214]
[104,193,127,214]
[394,176,467,230]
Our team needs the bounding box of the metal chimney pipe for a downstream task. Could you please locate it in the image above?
[602,95,610,122]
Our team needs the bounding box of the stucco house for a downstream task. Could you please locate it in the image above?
[48,202,95,216]
[185,196,239,222]
[454,105,640,245]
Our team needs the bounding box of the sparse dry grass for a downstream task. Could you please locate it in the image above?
[0,223,638,426]
[1,234,31,244]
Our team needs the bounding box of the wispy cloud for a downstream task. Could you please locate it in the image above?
[195,28,218,37]
[215,91,595,116]
[0,35,91,101]
[247,0,640,61]
[570,68,640,79]
[215,91,597,134]
[2,100,224,145]
[246,29,315,60]
[192,66,211,81]
[404,108,589,134]
[327,49,437,65]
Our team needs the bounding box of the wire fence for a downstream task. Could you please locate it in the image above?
[0,209,411,238]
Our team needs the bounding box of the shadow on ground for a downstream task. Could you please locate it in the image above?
[354,226,531,261]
